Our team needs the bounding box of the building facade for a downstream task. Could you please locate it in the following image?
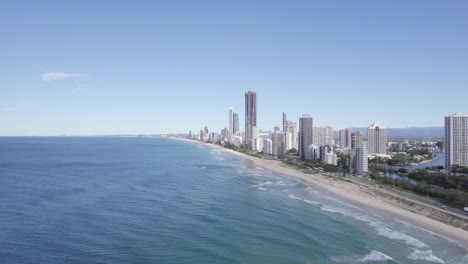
[272,128,285,158]
[233,112,239,134]
[351,131,363,150]
[339,128,353,149]
[367,123,387,155]
[229,107,233,135]
[245,91,257,149]
[299,114,313,159]
[263,138,273,155]
[356,142,368,175]
[445,113,468,170]
[313,126,334,147]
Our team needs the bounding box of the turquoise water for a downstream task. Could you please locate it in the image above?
[0,137,466,263]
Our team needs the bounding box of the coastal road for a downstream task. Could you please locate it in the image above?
[347,176,468,220]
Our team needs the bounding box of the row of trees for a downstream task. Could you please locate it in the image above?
[407,170,468,191]
[371,170,468,208]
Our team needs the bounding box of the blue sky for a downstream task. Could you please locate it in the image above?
[1,1,467,135]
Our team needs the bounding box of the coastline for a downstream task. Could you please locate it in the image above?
[171,137,468,249]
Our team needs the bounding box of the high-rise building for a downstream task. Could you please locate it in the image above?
[272,126,285,157]
[284,120,298,150]
[282,112,287,132]
[233,112,239,134]
[367,123,387,155]
[306,144,320,161]
[245,91,257,148]
[229,107,233,135]
[320,145,337,165]
[299,114,313,159]
[356,142,368,175]
[313,126,334,147]
[445,113,468,170]
[263,138,273,155]
[339,128,353,149]
[351,131,363,150]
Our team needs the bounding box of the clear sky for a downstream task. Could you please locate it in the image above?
[2,0,467,135]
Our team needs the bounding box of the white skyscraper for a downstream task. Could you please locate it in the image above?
[263,138,273,155]
[306,144,320,161]
[356,142,368,175]
[367,123,387,155]
[445,113,468,170]
[284,120,298,150]
[299,114,313,159]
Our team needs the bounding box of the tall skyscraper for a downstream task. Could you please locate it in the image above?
[356,142,368,175]
[351,131,363,150]
[339,128,353,149]
[282,112,287,132]
[445,113,468,170]
[233,112,239,134]
[299,114,313,159]
[229,107,233,135]
[367,123,387,155]
[245,91,257,148]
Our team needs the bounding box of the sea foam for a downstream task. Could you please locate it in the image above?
[408,249,445,263]
[328,250,393,263]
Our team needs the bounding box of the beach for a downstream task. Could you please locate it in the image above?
[175,137,468,249]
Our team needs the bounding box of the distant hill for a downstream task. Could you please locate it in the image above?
[333,127,444,139]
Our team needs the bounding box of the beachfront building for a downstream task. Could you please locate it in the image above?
[284,120,298,151]
[351,131,363,150]
[339,128,353,149]
[306,144,320,161]
[320,145,337,165]
[221,127,229,142]
[232,135,243,148]
[313,126,334,147]
[356,142,368,175]
[283,112,287,133]
[272,126,285,157]
[250,126,260,151]
[284,130,292,151]
[367,123,387,155]
[245,91,257,149]
[229,107,233,135]
[263,138,273,155]
[299,114,313,159]
[445,113,468,170]
[233,112,239,134]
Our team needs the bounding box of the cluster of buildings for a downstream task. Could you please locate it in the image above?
[189,91,468,175]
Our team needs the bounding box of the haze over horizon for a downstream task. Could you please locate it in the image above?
[2,1,467,136]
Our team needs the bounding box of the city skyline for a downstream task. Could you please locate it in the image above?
[2,1,468,136]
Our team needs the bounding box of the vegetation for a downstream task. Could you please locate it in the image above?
[387,153,408,166]
[451,165,468,175]
[371,170,468,209]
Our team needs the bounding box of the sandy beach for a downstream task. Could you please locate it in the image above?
[173,137,468,249]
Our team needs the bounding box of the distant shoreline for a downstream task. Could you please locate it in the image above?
[170,137,468,249]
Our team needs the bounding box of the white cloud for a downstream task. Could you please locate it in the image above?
[40,72,81,81]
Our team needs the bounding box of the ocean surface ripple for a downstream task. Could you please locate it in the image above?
[0,137,466,263]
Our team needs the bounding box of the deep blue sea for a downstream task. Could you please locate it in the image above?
[0,137,466,263]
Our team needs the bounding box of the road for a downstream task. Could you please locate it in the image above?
[347,176,468,219]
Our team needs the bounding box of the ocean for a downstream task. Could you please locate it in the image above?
[0,137,466,263]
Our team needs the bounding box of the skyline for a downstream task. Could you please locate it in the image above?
[2,1,468,136]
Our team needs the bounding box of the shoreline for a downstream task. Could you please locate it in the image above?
[171,137,468,249]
